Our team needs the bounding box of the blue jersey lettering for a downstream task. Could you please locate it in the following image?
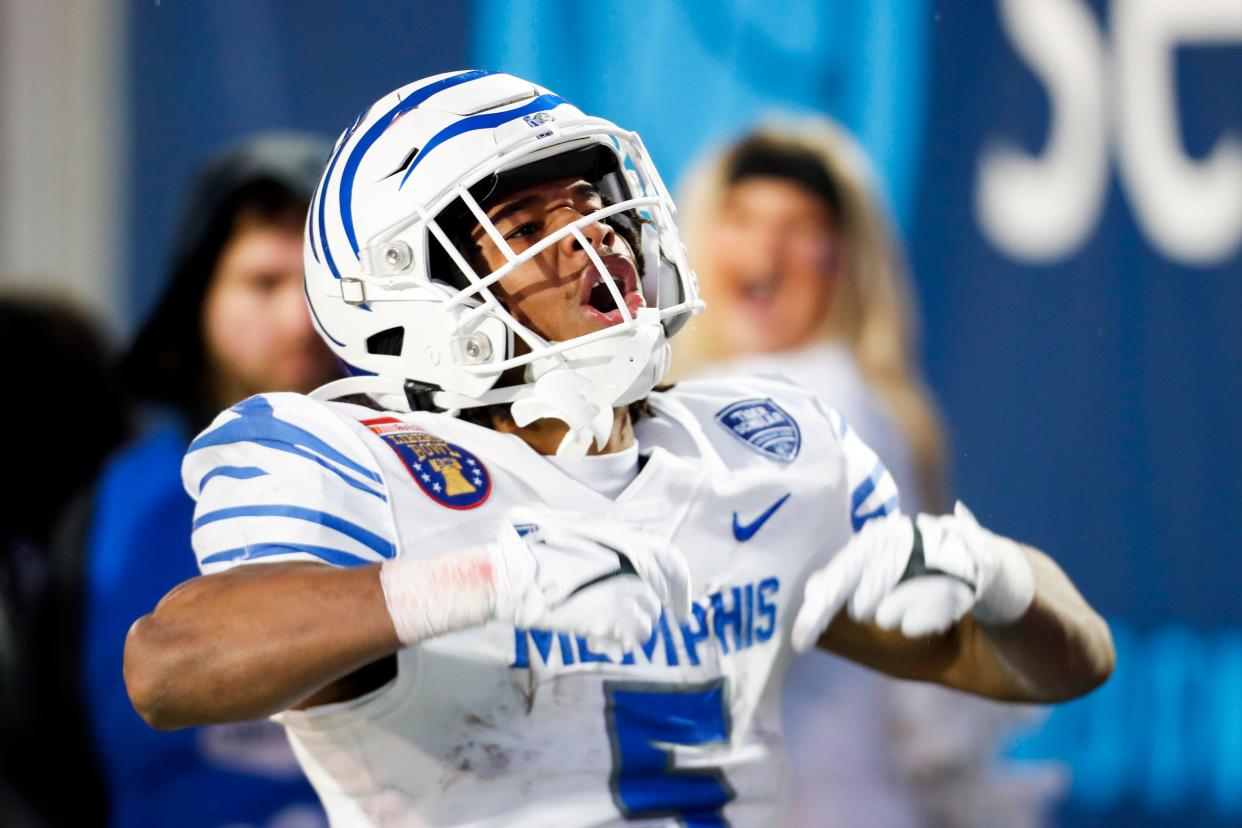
[512,578,783,669]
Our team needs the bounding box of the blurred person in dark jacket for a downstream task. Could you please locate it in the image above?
[0,291,126,828]
[675,119,1067,828]
[81,132,341,828]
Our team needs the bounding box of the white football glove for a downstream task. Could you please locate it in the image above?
[490,508,693,651]
[791,502,1035,651]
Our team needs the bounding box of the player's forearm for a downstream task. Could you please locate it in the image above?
[124,562,400,729]
[813,530,1114,702]
[964,545,1115,702]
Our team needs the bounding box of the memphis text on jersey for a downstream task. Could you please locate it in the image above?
[512,577,780,669]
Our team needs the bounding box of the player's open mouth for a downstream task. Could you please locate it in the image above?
[579,255,644,326]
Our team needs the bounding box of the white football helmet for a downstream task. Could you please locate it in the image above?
[305,70,701,457]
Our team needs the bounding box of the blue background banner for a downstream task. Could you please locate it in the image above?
[470,0,931,227]
[126,0,473,326]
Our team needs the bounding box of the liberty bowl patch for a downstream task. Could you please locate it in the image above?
[714,398,801,462]
[363,418,490,509]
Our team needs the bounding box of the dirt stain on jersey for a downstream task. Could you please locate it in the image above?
[438,741,513,790]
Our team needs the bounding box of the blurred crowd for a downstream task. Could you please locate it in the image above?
[1,133,336,828]
[0,118,1066,828]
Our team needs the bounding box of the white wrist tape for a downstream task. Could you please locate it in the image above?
[379,548,497,646]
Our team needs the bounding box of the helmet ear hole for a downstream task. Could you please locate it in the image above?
[366,327,405,356]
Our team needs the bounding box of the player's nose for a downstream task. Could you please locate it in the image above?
[559,217,616,258]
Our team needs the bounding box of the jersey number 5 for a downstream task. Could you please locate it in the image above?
[603,678,734,827]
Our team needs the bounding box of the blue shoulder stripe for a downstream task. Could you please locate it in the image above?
[207,439,386,501]
[199,465,267,491]
[201,542,375,568]
[850,459,893,531]
[853,496,899,531]
[189,397,383,496]
[193,504,395,558]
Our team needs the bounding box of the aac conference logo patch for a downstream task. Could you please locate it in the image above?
[715,398,801,462]
[363,418,490,510]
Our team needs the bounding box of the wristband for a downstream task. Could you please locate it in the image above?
[379,548,497,646]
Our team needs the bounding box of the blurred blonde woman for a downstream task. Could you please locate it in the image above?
[676,118,1065,828]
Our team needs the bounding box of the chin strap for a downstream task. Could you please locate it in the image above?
[511,318,665,458]
[511,371,614,458]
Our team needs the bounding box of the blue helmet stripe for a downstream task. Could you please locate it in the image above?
[397,93,566,189]
[307,176,323,263]
[312,105,379,273]
[317,123,365,280]
[312,102,398,276]
[338,69,496,258]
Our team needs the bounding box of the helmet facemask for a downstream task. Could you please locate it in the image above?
[306,75,700,457]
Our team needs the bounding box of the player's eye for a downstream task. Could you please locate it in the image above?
[581,189,604,211]
[503,221,542,241]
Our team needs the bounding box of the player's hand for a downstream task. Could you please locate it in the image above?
[791,502,1035,650]
[489,508,692,651]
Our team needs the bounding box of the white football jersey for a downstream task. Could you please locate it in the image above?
[182,375,898,827]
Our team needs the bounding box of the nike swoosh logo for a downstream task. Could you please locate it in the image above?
[732,493,791,542]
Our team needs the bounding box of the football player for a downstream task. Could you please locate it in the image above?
[124,71,1114,827]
